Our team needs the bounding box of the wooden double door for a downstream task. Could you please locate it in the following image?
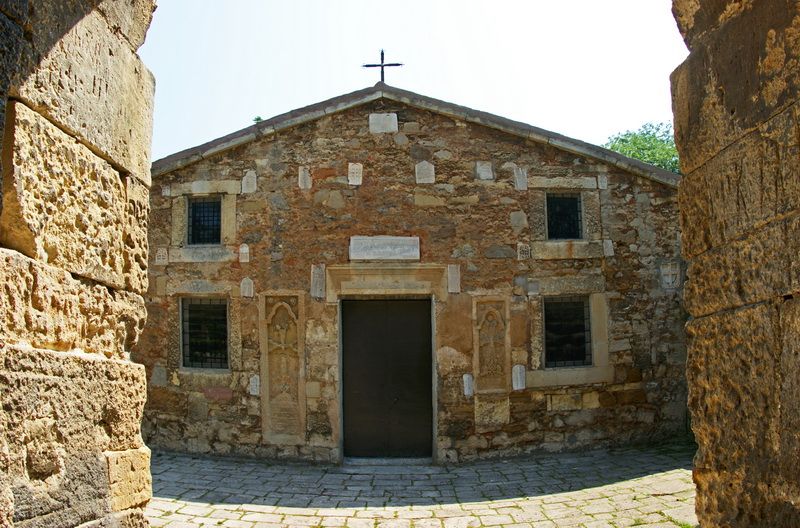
[341,299,433,457]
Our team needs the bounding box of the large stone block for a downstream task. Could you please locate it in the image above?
[97,0,156,49]
[778,299,800,483]
[686,299,800,526]
[686,303,780,495]
[0,248,146,359]
[671,1,800,175]
[684,216,792,317]
[679,102,800,258]
[672,0,750,49]
[1,102,148,292]
[0,12,23,201]
[1,343,147,525]
[105,447,151,512]
[124,175,150,294]
[12,8,154,184]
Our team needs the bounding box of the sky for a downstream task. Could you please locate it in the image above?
[140,1,688,162]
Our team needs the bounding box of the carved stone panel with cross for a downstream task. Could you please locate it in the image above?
[472,297,511,394]
[259,292,306,445]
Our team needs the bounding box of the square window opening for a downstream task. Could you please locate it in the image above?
[182,298,229,369]
[188,196,222,245]
[546,193,582,240]
[543,296,591,368]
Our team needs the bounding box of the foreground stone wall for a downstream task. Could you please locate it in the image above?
[136,98,687,463]
[672,1,800,525]
[1,1,155,525]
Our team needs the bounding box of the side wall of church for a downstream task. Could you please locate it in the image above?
[0,0,155,526]
[672,1,800,525]
[135,101,686,462]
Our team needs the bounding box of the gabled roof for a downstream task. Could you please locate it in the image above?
[152,83,680,188]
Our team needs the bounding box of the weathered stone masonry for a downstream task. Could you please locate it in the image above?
[136,85,687,463]
[1,1,155,526]
[672,1,800,525]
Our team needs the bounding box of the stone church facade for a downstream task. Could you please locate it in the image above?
[134,84,686,463]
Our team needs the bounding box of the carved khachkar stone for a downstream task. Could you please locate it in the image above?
[261,293,306,444]
[473,298,511,393]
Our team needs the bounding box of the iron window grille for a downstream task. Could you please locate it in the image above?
[188,196,222,245]
[181,298,229,369]
[546,193,582,239]
[543,296,592,368]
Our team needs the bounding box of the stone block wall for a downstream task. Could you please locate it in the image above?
[1,1,155,526]
[671,1,800,525]
[136,98,687,463]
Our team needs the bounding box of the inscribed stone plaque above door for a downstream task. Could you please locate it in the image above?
[349,236,420,261]
[259,293,306,444]
[472,298,511,393]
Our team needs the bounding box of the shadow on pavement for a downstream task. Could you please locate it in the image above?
[150,441,696,509]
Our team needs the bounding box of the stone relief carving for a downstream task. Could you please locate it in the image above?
[262,294,305,443]
[473,299,510,393]
[660,261,681,290]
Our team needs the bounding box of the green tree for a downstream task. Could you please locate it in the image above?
[603,122,680,174]
[253,116,263,124]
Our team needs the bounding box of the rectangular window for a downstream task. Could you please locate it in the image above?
[544,296,591,368]
[546,193,582,239]
[181,298,228,369]
[188,196,221,245]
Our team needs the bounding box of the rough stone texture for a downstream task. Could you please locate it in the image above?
[0,248,146,358]
[672,1,800,525]
[137,96,686,464]
[96,0,155,49]
[1,1,155,525]
[106,447,152,512]
[1,343,148,526]
[1,102,149,293]
[11,5,155,185]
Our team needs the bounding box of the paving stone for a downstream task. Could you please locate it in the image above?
[146,444,697,528]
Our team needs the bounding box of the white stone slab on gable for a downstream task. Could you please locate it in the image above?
[240,277,254,298]
[298,166,312,189]
[463,373,474,398]
[242,170,257,193]
[349,236,420,261]
[603,239,615,257]
[348,163,363,185]
[369,113,399,133]
[248,375,260,396]
[447,264,461,293]
[154,247,168,265]
[310,264,326,299]
[415,160,435,184]
[513,166,528,190]
[475,161,494,180]
[512,364,526,390]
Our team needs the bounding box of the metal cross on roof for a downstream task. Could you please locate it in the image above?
[362,50,403,83]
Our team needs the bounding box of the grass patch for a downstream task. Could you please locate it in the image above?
[668,518,698,528]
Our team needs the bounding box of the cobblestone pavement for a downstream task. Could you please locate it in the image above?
[146,442,697,528]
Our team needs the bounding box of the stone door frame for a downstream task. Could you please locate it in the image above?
[326,263,448,464]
